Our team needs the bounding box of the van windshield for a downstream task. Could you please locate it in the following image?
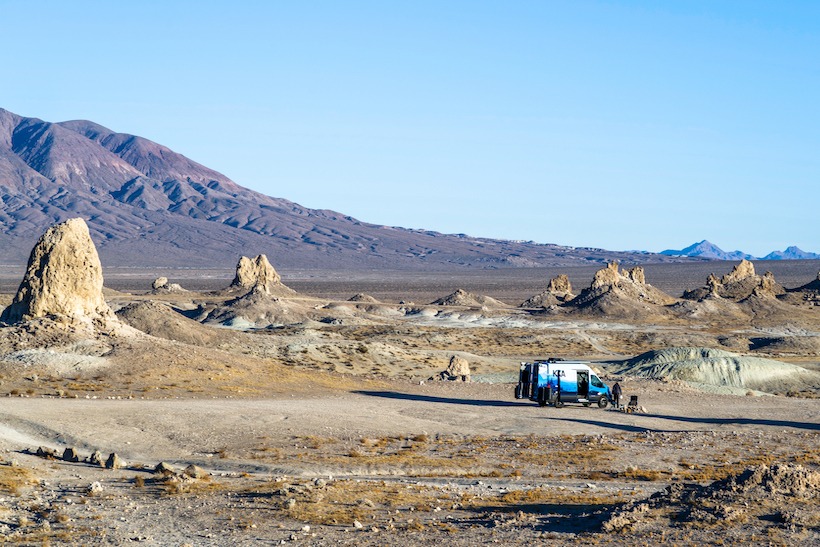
[591,375,604,388]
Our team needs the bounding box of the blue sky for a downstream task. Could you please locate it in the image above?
[1,1,817,256]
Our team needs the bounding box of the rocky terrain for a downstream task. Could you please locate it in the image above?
[0,219,817,545]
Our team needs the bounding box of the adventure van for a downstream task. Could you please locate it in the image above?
[515,358,610,408]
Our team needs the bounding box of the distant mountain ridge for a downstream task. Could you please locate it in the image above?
[661,240,818,261]
[0,107,801,270]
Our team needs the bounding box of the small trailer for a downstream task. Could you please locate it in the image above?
[515,358,610,408]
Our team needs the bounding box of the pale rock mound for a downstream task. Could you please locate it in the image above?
[439,355,471,381]
[610,347,820,393]
[151,277,188,294]
[228,255,294,295]
[116,301,231,345]
[566,262,676,317]
[431,289,507,308]
[349,293,379,303]
[0,218,115,325]
[204,286,309,329]
[520,274,574,308]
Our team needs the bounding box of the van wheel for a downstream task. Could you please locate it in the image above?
[582,402,590,407]
[598,397,609,409]
[554,400,564,409]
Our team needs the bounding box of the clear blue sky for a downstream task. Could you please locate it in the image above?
[2,1,817,256]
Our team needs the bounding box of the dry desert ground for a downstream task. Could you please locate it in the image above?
[0,253,819,545]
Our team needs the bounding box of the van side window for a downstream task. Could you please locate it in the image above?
[591,375,604,388]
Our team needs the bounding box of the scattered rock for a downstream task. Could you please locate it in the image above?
[35,446,58,459]
[62,447,80,462]
[154,462,175,475]
[88,451,104,466]
[183,464,208,479]
[105,453,126,469]
[151,277,169,290]
[439,355,471,382]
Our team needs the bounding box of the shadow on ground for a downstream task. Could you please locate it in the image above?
[354,390,533,408]
[456,502,617,534]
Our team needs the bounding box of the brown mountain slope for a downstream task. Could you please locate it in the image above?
[0,107,689,270]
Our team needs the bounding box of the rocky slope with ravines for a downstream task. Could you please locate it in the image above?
[0,107,696,270]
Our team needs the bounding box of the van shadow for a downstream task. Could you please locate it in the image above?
[353,390,532,408]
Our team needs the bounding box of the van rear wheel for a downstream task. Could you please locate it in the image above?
[554,399,564,409]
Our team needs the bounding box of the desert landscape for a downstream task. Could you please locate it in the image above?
[0,218,817,545]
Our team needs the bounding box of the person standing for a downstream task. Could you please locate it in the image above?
[612,382,622,409]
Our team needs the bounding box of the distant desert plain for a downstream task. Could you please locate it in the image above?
[0,217,818,546]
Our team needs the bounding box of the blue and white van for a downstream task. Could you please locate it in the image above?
[515,358,610,408]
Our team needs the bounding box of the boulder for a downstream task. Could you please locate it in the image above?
[440,355,471,382]
[0,218,114,324]
[151,277,169,290]
[183,464,208,479]
[154,461,176,475]
[88,451,104,466]
[151,277,187,293]
[105,452,126,469]
[62,447,81,462]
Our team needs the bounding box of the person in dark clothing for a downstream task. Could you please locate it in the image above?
[612,382,622,409]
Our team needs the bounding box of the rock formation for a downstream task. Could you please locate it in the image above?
[0,218,114,325]
[349,293,380,303]
[567,262,676,316]
[520,274,574,308]
[591,261,621,290]
[548,274,573,295]
[151,277,187,294]
[431,289,507,308]
[683,260,785,302]
[440,355,471,382]
[228,255,293,295]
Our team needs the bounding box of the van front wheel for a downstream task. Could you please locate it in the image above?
[598,397,609,409]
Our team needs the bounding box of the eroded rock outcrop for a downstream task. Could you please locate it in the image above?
[151,277,187,294]
[567,262,676,316]
[520,274,574,308]
[683,260,785,302]
[0,218,114,325]
[228,255,293,295]
[431,289,507,308]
